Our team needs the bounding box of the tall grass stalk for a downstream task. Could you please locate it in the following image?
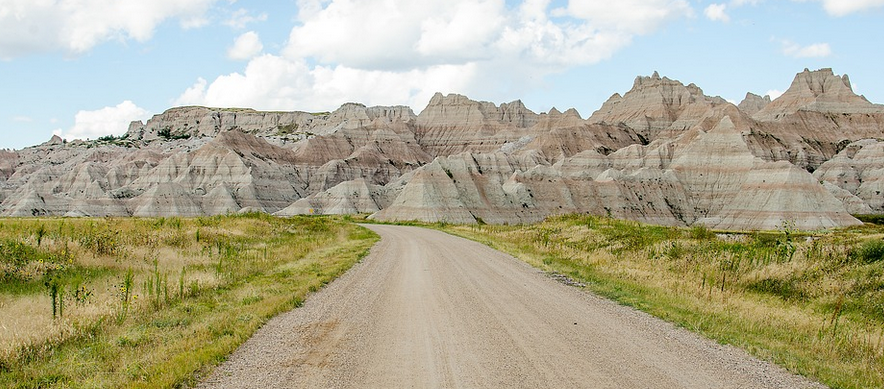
[0,215,378,388]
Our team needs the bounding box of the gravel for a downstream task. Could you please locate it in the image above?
[197,224,826,388]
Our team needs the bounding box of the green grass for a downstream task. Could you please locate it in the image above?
[0,215,378,388]
[431,215,884,389]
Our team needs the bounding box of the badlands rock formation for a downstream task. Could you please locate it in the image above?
[2,68,882,230]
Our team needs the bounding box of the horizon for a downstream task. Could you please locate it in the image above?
[2,0,883,150]
[82,66,872,131]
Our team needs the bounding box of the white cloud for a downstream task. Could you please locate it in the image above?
[415,1,506,60]
[223,8,268,29]
[766,89,784,100]
[559,0,693,35]
[54,101,150,141]
[0,0,218,59]
[176,77,209,106]
[182,0,695,112]
[704,4,730,22]
[284,0,693,69]
[174,54,476,111]
[227,31,263,60]
[817,0,884,16]
[781,41,832,58]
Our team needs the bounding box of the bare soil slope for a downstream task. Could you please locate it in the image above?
[198,225,823,388]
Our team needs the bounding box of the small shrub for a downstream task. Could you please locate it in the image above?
[276,123,298,135]
[80,229,119,257]
[97,134,126,143]
[854,239,884,264]
[689,224,715,240]
[44,276,63,319]
[664,241,685,260]
[157,127,190,140]
[855,214,884,225]
[35,224,46,246]
[745,277,806,300]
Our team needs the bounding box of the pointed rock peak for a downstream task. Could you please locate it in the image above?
[548,107,562,116]
[738,92,772,116]
[126,120,145,137]
[792,68,855,96]
[753,68,882,120]
[419,93,484,116]
[745,92,771,102]
[211,129,274,153]
[215,128,250,141]
[329,102,370,119]
[425,92,473,106]
[427,92,445,105]
[630,71,689,92]
[710,115,737,134]
[41,135,64,147]
[563,108,582,119]
[500,99,528,111]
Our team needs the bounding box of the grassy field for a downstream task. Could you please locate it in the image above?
[435,215,884,389]
[0,214,378,388]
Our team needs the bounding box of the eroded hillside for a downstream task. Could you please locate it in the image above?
[2,68,882,230]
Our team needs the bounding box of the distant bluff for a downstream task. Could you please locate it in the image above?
[2,68,883,230]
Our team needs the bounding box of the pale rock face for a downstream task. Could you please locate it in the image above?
[131,182,203,217]
[371,159,478,224]
[588,71,728,141]
[1,68,880,230]
[0,150,20,183]
[754,68,884,121]
[815,140,884,213]
[1,186,66,217]
[737,93,771,116]
[276,178,385,216]
[669,117,756,220]
[201,185,241,216]
[414,93,540,156]
[711,161,860,230]
[821,181,873,215]
[128,106,319,141]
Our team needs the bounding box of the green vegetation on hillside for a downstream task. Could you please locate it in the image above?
[438,215,884,389]
[0,214,378,388]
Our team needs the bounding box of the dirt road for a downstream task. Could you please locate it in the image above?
[198,224,823,388]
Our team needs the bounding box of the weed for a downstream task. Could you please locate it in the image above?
[35,224,46,247]
[854,239,884,263]
[119,269,134,320]
[178,267,186,299]
[44,276,62,320]
[689,225,715,240]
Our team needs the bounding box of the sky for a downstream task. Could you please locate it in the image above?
[1,0,883,150]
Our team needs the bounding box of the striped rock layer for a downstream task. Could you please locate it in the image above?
[2,68,883,230]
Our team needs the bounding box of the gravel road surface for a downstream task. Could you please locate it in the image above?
[198,224,824,388]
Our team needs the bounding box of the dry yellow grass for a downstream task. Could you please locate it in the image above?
[0,214,378,388]
[437,215,884,389]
